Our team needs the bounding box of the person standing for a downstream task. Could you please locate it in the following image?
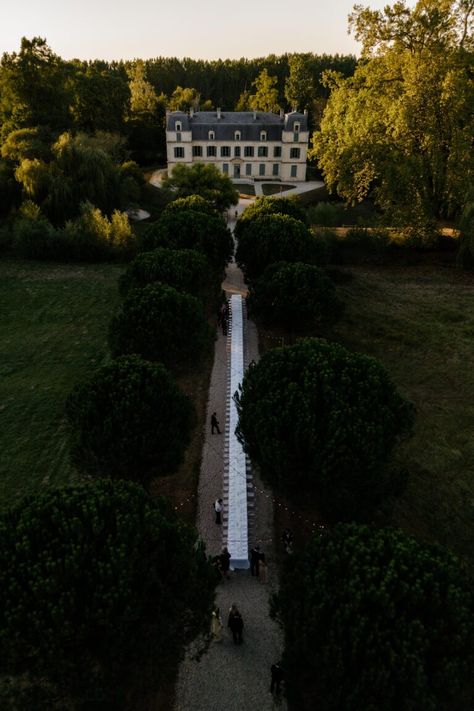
[211,412,221,434]
[250,545,261,577]
[228,604,244,644]
[259,554,268,584]
[214,498,223,524]
[220,546,231,579]
[211,607,223,642]
[270,662,284,694]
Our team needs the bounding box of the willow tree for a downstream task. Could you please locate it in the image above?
[313,0,474,228]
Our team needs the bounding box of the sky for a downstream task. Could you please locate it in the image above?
[1,0,416,61]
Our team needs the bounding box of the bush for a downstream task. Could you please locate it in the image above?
[247,262,343,331]
[162,162,239,211]
[306,201,346,227]
[235,213,328,282]
[142,209,233,272]
[234,195,306,241]
[164,194,218,217]
[67,355,194,482]
[118,247,214,300]
[63,201,136,261]
[109,283,212,371]
[12,214,63,260]
[235,338,414,520]
[0,480,217,708]
[273,523,474,711]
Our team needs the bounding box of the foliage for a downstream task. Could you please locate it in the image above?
[273,523,474,711]
[67,355,194,482]
[285,53,316,111]
[0,158,21,216]
[235,338,414,520]
[248,68,280,112]
[118,247,213,300]
[313,1,474,225]
[142,208,233,272]
[164,194,218,217]
[127,60,158,117]
[235,213,328,281]
[168,86,201,111]
[306,201,346,227]
[457,201,474,268]
[162,163,239,212]
[63,202,136,261]
[12,209,62,260]
[234,196,306,242]
[0,479,216,708]
[1,127,52,162]
[109,283,212,371]
[247,261,343,330]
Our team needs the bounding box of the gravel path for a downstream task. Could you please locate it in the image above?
[174,216,287,711]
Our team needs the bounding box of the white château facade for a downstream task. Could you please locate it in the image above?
[166,108,309,182]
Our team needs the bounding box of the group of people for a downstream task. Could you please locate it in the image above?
[211,546,231,580]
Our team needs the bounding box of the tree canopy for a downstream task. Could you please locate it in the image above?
[234,196,306,242]
[67,355,194,483]
[313,0,474,227]
[235,213,328,281]
[248,68,280,112]
[0,479,217,708]
[109,284,212,370]
[273,523,474,711]
[247,261,343,331]
[235,338,414,519]
[162,163,239,211]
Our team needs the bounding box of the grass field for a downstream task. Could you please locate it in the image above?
[333,265,474,566]
[0,259,124,508]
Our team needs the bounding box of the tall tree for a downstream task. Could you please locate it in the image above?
[285,53,316,111]
[249,68,280,112]
[127,60,158,116]
[168,86,200,111]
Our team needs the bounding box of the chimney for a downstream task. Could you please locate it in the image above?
[253,108,257,120]
[217,107,221,119]
[279,108,284,119]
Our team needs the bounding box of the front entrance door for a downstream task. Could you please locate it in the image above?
[233,164,241,178]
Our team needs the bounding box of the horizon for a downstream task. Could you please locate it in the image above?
[1,0,417,63]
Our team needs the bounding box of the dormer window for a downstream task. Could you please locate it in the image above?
[208,130,215,140]
[260,131,267,141]
[234,131,241,141]
[294,122,300,133]
[175,121,182,131]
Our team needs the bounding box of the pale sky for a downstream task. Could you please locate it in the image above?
[1,0,416,61]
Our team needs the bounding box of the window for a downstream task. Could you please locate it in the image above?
[260,131,267,141]
[176,132,181,142]
[223,163,229,174]
[221,146,231,157]
[293,132,299,142]
[246,163,252,176]
[174,147,185,158]
[294,122,300,133]
[208,130,215,140]
[290,165,297,178]
[258,146,268,157]
[259,163,265,176]
[234,146,241,157]
[273,146,282,157]
[290,147,300,159]
[175,121,182,131]
[234,131,241,141]
[192,145,203,157]
[207,145,217,157]
[272,163,279,176]
[244,146,254,157]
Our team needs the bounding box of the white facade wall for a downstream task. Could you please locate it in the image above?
[166,128,309,182]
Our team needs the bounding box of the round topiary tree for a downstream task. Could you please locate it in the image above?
[118,247,214,299]
[109,283,212,370]
[247,261,343,331]
[162,162,239,211]
[234,195,306,241]
[272,523,474,711]
[235,338,414,520]
[66,355,194,482]
[235,213,328,281]
[163,194,219,217]
[142,209,233,273]
[0,480,217,708]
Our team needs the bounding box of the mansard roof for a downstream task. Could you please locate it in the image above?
[166,110,308,140]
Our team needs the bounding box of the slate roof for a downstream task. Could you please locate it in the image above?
[166,110,307,140]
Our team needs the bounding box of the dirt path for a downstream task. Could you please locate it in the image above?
[174,214,286,711]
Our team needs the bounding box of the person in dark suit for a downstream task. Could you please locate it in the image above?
[228,604,244,644]
[211,412,221,434]
[270,662,284,693]
[250,545,261,576]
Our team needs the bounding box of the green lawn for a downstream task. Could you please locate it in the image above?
[0,259,123,508]
[332,265,474,566]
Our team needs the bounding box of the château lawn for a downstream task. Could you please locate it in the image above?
[0,259,123,508]
[332,265,474,567]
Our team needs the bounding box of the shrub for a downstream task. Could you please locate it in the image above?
[109,283,212,370]
[0,480,217,707]
[12,214,63,260]
[66,355,194,482]
[273,523,474,711]
[234,195,306,241]
[247,261,343,331]
[164,194,218,217]
[235,213,328,281]
[142,209,233,272]
[235,338,414,520]
[306,201,346,227]
[162,163,239,211]
[63,201,136,261]
[118,247,214,300]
